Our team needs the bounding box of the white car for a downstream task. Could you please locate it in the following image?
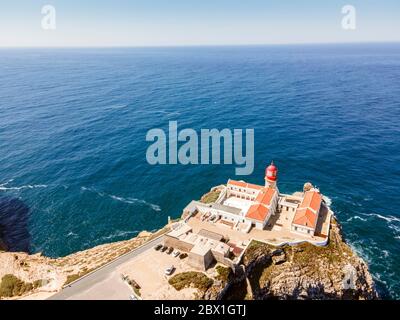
[172,250,180,257]
[164,265,175,275]
[129,294,137,300]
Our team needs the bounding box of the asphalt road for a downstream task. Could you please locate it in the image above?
[48,235,165,300]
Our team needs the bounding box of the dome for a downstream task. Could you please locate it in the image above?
[266,162,277,172]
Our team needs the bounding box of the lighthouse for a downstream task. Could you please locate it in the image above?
[265,161,278,189]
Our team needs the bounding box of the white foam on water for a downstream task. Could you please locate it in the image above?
[100,230,139,241]
[322,195,332,207]
[360,212,400,224]
[389,224,400,233]
[0,179,14,187]
[0,183,47,191]
[347,237,399,298]
[382,250,390,258]
[347,215,367,222]
[81,186,105,197]
[110,195,162,211]
[81,186,161,211]
[66,231,78,238]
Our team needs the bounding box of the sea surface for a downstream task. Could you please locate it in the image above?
[0,44,399,299]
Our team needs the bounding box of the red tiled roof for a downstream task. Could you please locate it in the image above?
[292,208,317,227]
[255,187,276,206]
[245,187,277,222]
[246,183,264,191]
[245,204,269,222]
[227,179,263,190]
[227,179,277,222]
[292,190,322,228]
[227,179,247,188]
[299,191,322,212]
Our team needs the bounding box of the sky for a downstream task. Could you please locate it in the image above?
[0,0,399,47]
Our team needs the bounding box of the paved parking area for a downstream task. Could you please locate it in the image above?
[118,247,197,300]
[64,270,132,300]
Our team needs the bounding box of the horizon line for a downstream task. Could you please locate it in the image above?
[1,40,400,49]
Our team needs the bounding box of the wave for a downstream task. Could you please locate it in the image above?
[360,213,400,224]
[382,250,390,258]
[0,179,14,186]
[81,187,161,211]
[346,215,367,222]
[0,181,47,191]
[109,195,161,211]
[99,230,139,241]
[389,224,400,234]
[66,231,78,238]
[347,236,398,297]
[322,195,332,206]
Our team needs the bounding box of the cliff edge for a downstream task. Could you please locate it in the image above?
[0,216,377,300]
[216,217,378,300]
[0,230,155,299]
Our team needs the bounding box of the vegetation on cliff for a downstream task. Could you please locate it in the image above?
[0,274,42,298]
[0,230,155,299]
[223,217,378,300]
[0,210,378,300]
[169,271,214,292]
[200,189,221,204]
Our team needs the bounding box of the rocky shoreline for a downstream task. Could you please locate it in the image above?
[0,230,157,299]
[0,214,378,300]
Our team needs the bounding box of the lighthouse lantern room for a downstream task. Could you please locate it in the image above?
[265,161,278,189]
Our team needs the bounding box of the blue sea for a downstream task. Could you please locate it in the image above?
[0,44,399,299]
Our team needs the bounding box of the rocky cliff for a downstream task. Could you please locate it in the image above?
[0,215,378,300]
[218,217,378,300]
[0,230,155,299]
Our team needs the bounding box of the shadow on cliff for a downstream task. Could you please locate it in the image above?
[0,196,31,253]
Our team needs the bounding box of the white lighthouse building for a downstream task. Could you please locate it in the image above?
[183,161,323,236]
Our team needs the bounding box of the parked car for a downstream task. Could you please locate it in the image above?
[167,247,173,254]
[172,250,180,257]
[161,246,168,252]
[129,294,137,300]
[154,244,163,251]
[164,265,175,275]
[179,253,188,259]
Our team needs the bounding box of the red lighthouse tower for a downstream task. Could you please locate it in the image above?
[265,161,278,188]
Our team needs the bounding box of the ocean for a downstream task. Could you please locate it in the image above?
[0,44,399,299]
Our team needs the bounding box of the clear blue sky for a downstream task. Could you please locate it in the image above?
[1,0,399,47]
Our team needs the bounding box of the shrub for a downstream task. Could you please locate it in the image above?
[0,274,35,298]
[64,274,80,285]
[169,272,213,292]
[215,265,232,283]
[33,279,43,289]
[200,190,221,204]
